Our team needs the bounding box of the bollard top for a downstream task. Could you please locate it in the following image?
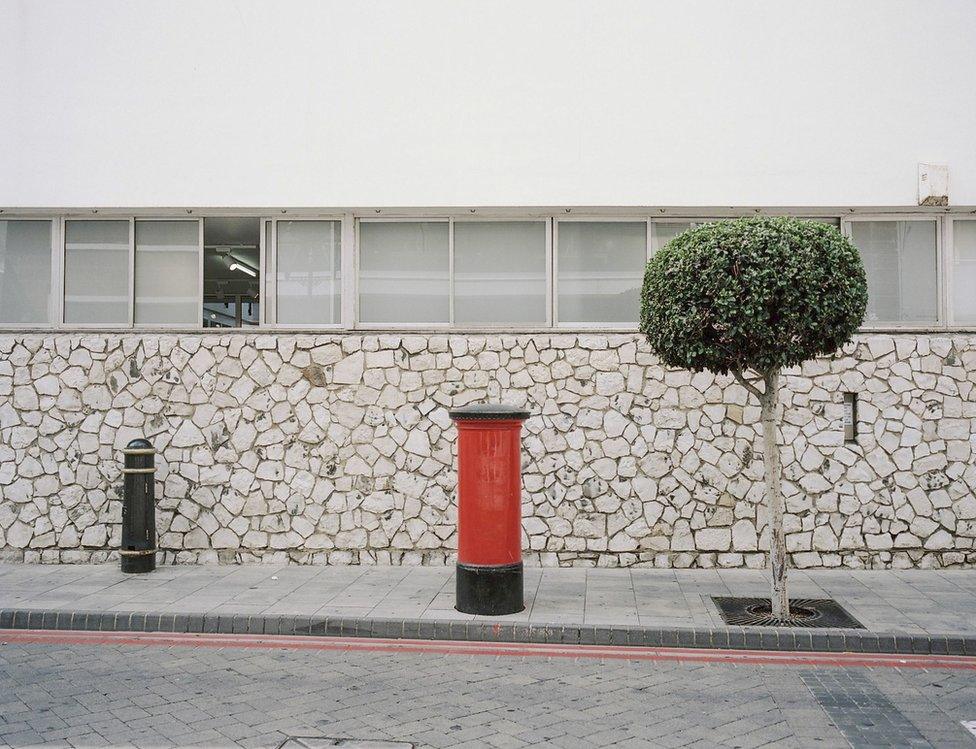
[448,403,531,422]
[123,438,154,454]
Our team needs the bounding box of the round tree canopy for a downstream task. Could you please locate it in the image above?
[640,217,867,375]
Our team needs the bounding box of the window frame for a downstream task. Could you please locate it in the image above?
[60,217,206,330]
[133,217,203,330]
[0,209,970,333]
[552,215,649,330]
[355,215,553,330]
[450,215,552,330]
[61,216,135,329]
[841,214,945,330]
[946,217,976,328]
[0,216,59,328]
[264,215,345,330]
[356,216,453,330]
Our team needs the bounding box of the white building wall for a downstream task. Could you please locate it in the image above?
[2,0,975,209]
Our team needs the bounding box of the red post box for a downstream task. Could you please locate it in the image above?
[449,403,531,615]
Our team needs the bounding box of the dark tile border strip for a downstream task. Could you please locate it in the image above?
[1,607,974,657]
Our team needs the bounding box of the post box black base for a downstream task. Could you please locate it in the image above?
[456,562,524,615]
[120,552,156,574]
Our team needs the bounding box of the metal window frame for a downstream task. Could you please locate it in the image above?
[0,216,59,328]
[340,213,356,328]
[552,215,649,330]
[132,217,203,330]
[450,215,552,330]
[1,207,972,334]
[197,214,270,331]
[61,216,135,329]
[355,216,454,330]
[265,215,345,330]
[946,216,976,329]
[260,218,272,326]
[841,214,945,331]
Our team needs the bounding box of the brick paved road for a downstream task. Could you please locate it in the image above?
[1,639,974,748]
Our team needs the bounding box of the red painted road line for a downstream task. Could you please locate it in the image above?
[2,629,975,670]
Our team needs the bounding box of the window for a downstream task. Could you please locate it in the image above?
[849,220,938,324]
[649,218,839,256]
[203,217,261,328]
[454,221,546,325]
[557,221,645,324]
[359,221,449,324]
[275,220,341,325]
[2,211,963,332]
[0,220,52,324]
[952,220,976,324]
[650,222,694,253]
[64,220,130,324]
[134,220,200,325]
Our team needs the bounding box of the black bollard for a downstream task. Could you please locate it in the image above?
[120,438,157,573]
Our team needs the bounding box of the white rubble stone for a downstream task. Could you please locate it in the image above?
[80,525,107,547]
[333,352,365,384]
[695,528,731,551]
[212,529,239,548]
[731,520,758,551]
[924,530,953,549]
[404,430,431,457]
[188,348,216,376]
[172,421,206,447]
[6,521,33,548]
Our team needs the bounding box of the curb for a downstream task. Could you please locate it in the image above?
[2,608,975,657]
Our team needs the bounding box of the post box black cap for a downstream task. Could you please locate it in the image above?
[448,403,531,421]
[124,438,153,451]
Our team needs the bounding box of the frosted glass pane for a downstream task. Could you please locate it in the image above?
[0,221,51,324]
[557,222,645,323]
[276,221,341,324]
[134,221,199,325]
[359,222,449,323]
[64,220,130,324]
[650,222,693,253]
[953,220,976,324]
[454,222,546,324]
[851,221,937,324]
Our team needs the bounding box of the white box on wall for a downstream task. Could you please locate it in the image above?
[918,163,949,206]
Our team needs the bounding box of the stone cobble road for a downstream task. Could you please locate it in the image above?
[0,639,974,748]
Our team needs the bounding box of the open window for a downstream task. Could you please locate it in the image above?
[203,217,261,328]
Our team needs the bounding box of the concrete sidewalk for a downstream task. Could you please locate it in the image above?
[2,564,975,655]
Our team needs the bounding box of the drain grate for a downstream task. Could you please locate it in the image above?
[711,597,865,628]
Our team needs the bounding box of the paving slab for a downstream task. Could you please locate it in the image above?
[1,563,974,655]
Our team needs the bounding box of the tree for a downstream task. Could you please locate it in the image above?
[640,217,867,620]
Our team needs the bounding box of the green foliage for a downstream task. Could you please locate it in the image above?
[640,217,867,375]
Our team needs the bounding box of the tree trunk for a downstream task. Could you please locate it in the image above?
[759,369,789,620]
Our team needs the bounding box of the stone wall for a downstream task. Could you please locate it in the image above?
[0,332,973,569]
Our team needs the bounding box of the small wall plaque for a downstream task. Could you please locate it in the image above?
[843,393,858,443]
[918,163,949,206]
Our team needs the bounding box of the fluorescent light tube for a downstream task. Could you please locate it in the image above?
[229,262,257,278]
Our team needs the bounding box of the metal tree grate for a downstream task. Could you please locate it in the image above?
[711,597,865,629]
